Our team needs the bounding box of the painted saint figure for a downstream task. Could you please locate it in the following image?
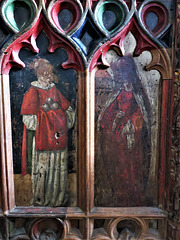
[21,58,75,206]
[95,52,151,207]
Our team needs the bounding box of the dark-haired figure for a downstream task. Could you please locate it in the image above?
[95,52,151,207]
[21,58,75,206]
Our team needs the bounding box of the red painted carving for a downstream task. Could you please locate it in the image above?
[1,16,84,74]
[90,0,99,10]
[141,2,168,36]
[90,18,169,75]
[44,0,52,7]
[50,0,82,33]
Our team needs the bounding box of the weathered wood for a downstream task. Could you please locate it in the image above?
[89,207,167,218]
[0,0,178,239]
[6,207,85,218]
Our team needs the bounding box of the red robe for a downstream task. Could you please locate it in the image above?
[21,85,70,175]
[96,89,150,206]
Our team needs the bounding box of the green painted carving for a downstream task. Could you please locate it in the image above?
[2,0,36,32]
[95,0,126,34]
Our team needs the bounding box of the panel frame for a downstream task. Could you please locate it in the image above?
[0,0,178,239]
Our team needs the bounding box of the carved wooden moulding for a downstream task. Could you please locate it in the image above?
[8,218,82,240]
[0,0,178,239]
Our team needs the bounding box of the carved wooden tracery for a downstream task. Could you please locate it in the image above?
[0,0,178,239]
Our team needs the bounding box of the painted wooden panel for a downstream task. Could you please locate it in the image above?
[10,37,78,207]
[94,43,160,207]
[0,0,178,239]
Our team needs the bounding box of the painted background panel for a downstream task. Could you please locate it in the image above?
[10,32,77,207]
